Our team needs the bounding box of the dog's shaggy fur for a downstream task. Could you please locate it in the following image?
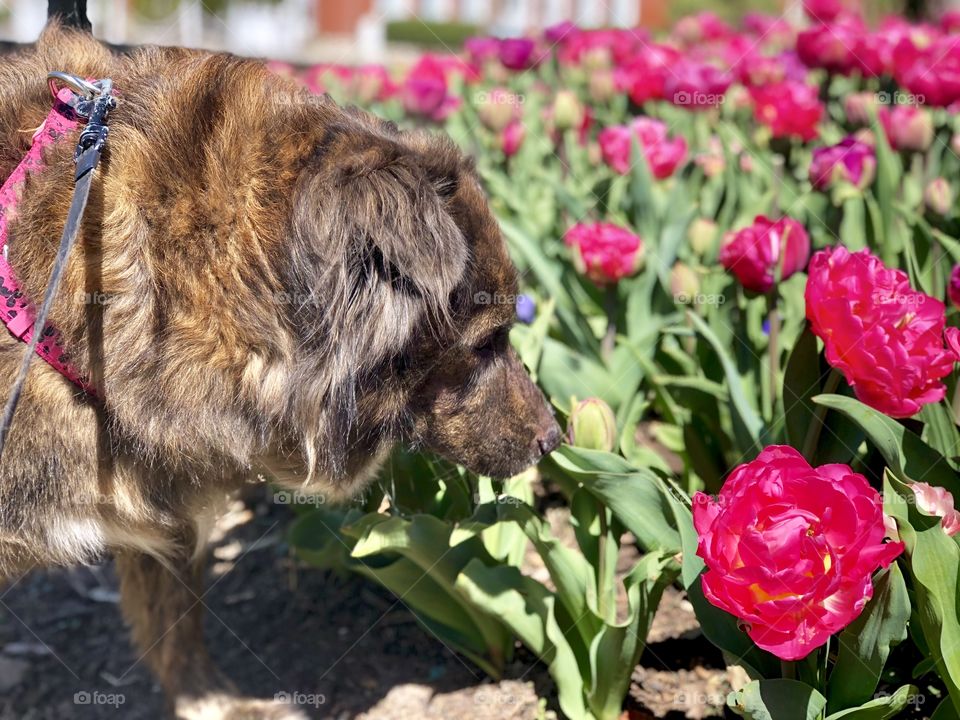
[0,24,560,718]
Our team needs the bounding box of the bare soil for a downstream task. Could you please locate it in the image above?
[0,488,739,720]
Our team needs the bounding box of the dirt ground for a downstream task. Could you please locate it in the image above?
[0,489,743,720]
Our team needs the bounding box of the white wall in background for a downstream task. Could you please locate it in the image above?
[11,0,46,42]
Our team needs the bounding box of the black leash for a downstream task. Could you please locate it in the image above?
[0,73,115,460]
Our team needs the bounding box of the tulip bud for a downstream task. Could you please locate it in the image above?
[881,105,934,153]
[948,265,960,308]
[843,91,877,127]
[925,178,953,216]
[952,133,960,157]
[568,398,617,452]
[500,120,525,157]
[582,46,612,71]
[688,218,719,256]
[671,262,700,304]
[477,88,517,132]
[588,69,616,104]
[552,90,584,132]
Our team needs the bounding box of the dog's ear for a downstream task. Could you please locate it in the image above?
[304,132,469,311]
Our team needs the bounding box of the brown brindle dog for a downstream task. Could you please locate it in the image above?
[0,23,561,720]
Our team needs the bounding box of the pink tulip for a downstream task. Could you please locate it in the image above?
[879,105,934,152]
[949,265,960,308]
[719,216,811,293]
[694,445,903,661]
[796,15,865,76]
[664,59,732,110]
[809,137,875,191]
[805,247,956,418]
[750,81,824,142]
[908,482,960,536]
[894,37,960,108]
[402,55,460,121]
[597,117,687,179]
[614,44,680,106]
[500,120,525,157]
[498,37,539,70]
[564,222,644,286]
[673,12,733,47]
[803,0,861,22]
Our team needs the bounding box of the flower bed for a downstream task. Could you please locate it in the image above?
[285,4,960,718]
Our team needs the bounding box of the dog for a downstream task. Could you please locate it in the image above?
[0,22,561,719]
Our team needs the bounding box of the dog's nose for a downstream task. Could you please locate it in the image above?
[536,423,562,456]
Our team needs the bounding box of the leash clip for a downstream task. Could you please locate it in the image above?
[47,71,100,101]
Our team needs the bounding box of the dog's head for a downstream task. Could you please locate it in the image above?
[283,112,560,483]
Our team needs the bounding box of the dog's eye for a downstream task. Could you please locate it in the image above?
[474,326,510,359]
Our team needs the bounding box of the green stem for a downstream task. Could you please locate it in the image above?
[602,286,618,362]
[766,288,781,423]
[801,368,843,462]
[781,659,796,680]
[597,500,610,621]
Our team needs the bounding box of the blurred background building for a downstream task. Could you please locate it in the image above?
[0,0,948,63]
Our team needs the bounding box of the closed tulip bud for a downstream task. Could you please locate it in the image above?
[552,90,584,132]
[477,88,517,132]
[671,262,700,304]
[844,91,877,127]
[925,178,953,216]
[880,105,934,153]
[582,46,612,71]
[588,69,616,103]
[500,120,525,157]
[688,218,719,256]
[568,398,617,452]
[952,133,960,157]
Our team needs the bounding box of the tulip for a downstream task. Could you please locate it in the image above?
[809,137,875,191]
[948,265,960,308]
[402,55,459,121]
[694,446,903,661]
[477,87,519,132]
[564,222,644,286]
[806,247,956,417]
[664,59,732,110]
[568,398,617,452]
[688,218,719,256]
[796,15,865,75]
[750,81,824,142]
[671,263,700,304]
[719,216,811,293]
[500,120,525,157]
[588,69,616,104]
[879,105,934,153]
[598,117,687,179]
[925,178,953,216]
[498,37,538,71]
[552,90,584,132]
[908,482,960,536]
[803,0,861,22]
[844,91,878,127]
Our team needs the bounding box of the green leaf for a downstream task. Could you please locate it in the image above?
[827,564,911,711]
[549,445,684,553]
[727,679,827,720]
[784,325,822,451]
[687,311,764,453]
[812,394,960,496]
[456,559,590,720]
[825,685,919,719]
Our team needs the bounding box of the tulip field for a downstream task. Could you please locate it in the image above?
[284,3,960,718]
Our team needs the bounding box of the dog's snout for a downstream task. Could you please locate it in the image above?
[536,423,562,457]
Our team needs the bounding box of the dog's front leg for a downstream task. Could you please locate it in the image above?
[116,545,308,720]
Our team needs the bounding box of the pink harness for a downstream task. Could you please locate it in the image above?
[0,88,94,394]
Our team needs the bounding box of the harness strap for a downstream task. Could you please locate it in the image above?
[0,88,93,393]
[0,74,115,460]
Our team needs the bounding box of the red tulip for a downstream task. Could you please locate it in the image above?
[719,215,811,293]
[598,117,687,179]
[805,247,956,417]
[750,81,824,142]
[694,445,902,661]
[564,222,644,286]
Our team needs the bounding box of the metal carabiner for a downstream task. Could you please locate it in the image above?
[46,71,101,101]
